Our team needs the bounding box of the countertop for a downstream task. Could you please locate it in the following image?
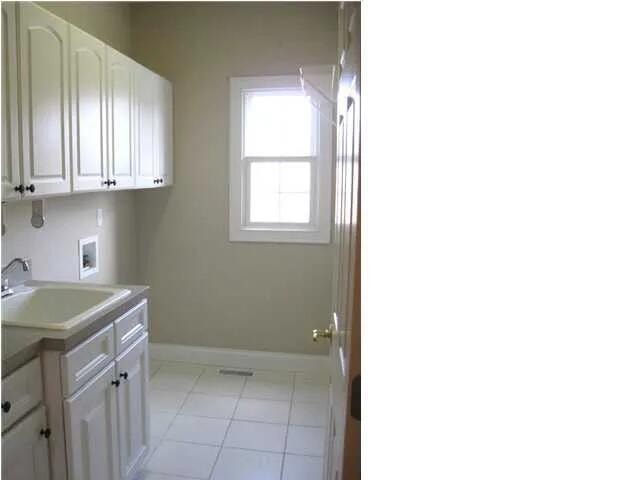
[2,281,149,377]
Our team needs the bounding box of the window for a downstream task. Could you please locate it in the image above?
[229,75,332,243]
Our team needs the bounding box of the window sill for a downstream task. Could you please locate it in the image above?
[229,227,330,244]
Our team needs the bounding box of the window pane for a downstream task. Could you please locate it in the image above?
[280,193,310,223]
[279,162,310,193]
[244,92,315,157]
[250,163,279,223]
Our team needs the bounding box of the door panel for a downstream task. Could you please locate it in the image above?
[1,1,21,200]
[116,333,149,480]
[136,65,156,188]
[1,406,51,480]
[70,26,107,192]
[18,2,71,198]
[107,48,136,189]
[326,3,360,480]
[64,363,119,480]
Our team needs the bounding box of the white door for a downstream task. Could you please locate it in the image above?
[107,48,136,189]
[2,406,51,480]
[70,26,108,193]
[155,77,173,186]
[1,1,21,201]
[135,66,156,188]
[64,363,119,480]
[116,333,149,480]
[18,2,71,198]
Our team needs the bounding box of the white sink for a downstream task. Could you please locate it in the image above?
[1,283,130,330]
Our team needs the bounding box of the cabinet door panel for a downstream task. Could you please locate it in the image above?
[116,333,149,480]
[1,2,21,200]
[64,363,119,480]
[156,77,173,186]
[18,3,71,197]
[107,48,135,189]
[135,66,156,188]
[70,26,107,192]
[2,406,51,480]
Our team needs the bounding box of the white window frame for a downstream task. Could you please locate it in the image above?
[229,75,332,244]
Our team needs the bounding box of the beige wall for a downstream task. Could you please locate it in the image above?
[2,2,137,285]
[130,2,337,354]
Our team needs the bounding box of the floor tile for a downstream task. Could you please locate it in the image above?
[145,440,219,479]
[242,380,293,401]
[234,398,290,424]
[150,390,188,412]
[293,383,328,403]
[282,454,324,480]
[250,369,295,383]
[165,415,229,446]
[137,471,194,480]
[150,364,204,392]
[290,402,328,427]
[150,411,177,438]
[180,393,238,418]
[224,421,287,452]
[286,426,326,456]
[192,370,246,396]
[211,448,282,480]
[149,360,165,378]
[294,371,329,385]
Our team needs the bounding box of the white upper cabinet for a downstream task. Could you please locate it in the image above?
[135,65,156,188]
[70,26,108,192]
[107,47,136,190]
[1,2,21,201]
[156,77,174,186]
[18,2,71,198]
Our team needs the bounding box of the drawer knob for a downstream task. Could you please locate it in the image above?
[40,428,51,439]
[119,372,128,380]
[1,401,11,413]
[25,184,35,193]
[111,379,120,387]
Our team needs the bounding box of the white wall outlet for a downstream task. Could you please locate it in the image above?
[96,208,103,227]
[78,236,99,279]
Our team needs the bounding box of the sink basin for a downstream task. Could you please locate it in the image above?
[1,283,131,330]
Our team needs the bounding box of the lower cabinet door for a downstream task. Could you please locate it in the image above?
[116,333,149,480]
[2,406,51,480]
[64,363,119,480]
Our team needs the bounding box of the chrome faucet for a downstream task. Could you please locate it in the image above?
[1,258,31,297]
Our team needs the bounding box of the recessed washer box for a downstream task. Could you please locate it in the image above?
[78,236,99,279]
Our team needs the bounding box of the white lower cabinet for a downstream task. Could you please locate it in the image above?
[116,333,150,480]
[64,363,119,480]
[2,406,51,480]
[62,308,149,480]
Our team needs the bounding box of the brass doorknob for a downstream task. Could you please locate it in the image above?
[313,328,332,342]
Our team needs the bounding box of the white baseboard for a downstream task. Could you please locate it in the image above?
[149,342,329,373]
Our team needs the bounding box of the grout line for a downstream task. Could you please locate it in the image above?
[280,375,296,480]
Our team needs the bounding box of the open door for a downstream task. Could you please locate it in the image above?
[313,3,360,479]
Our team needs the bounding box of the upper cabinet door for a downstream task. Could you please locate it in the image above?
[70,26,108,193]
[107,48,136,189]
[1,2,21,201]
[156,77,173,186]
[135,65,156,188]
[18,3,71,198]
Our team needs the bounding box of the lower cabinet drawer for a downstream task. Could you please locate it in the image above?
[1,357,43,432]
[61,323,115,397]
[114,300,148,355]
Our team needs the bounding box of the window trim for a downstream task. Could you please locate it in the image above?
[229,75,332,244]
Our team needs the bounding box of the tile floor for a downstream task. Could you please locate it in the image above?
[136,360,329,480]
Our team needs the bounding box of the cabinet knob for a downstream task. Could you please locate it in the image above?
[40,428,51,439]
[103,180,110,186]
[119,372,128,380]
[25,184,35,193]
[1,401,11,413]
[109,179,117,186]
[160,178,164,184]
[14,185,24,194]
[111,379,120,387]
